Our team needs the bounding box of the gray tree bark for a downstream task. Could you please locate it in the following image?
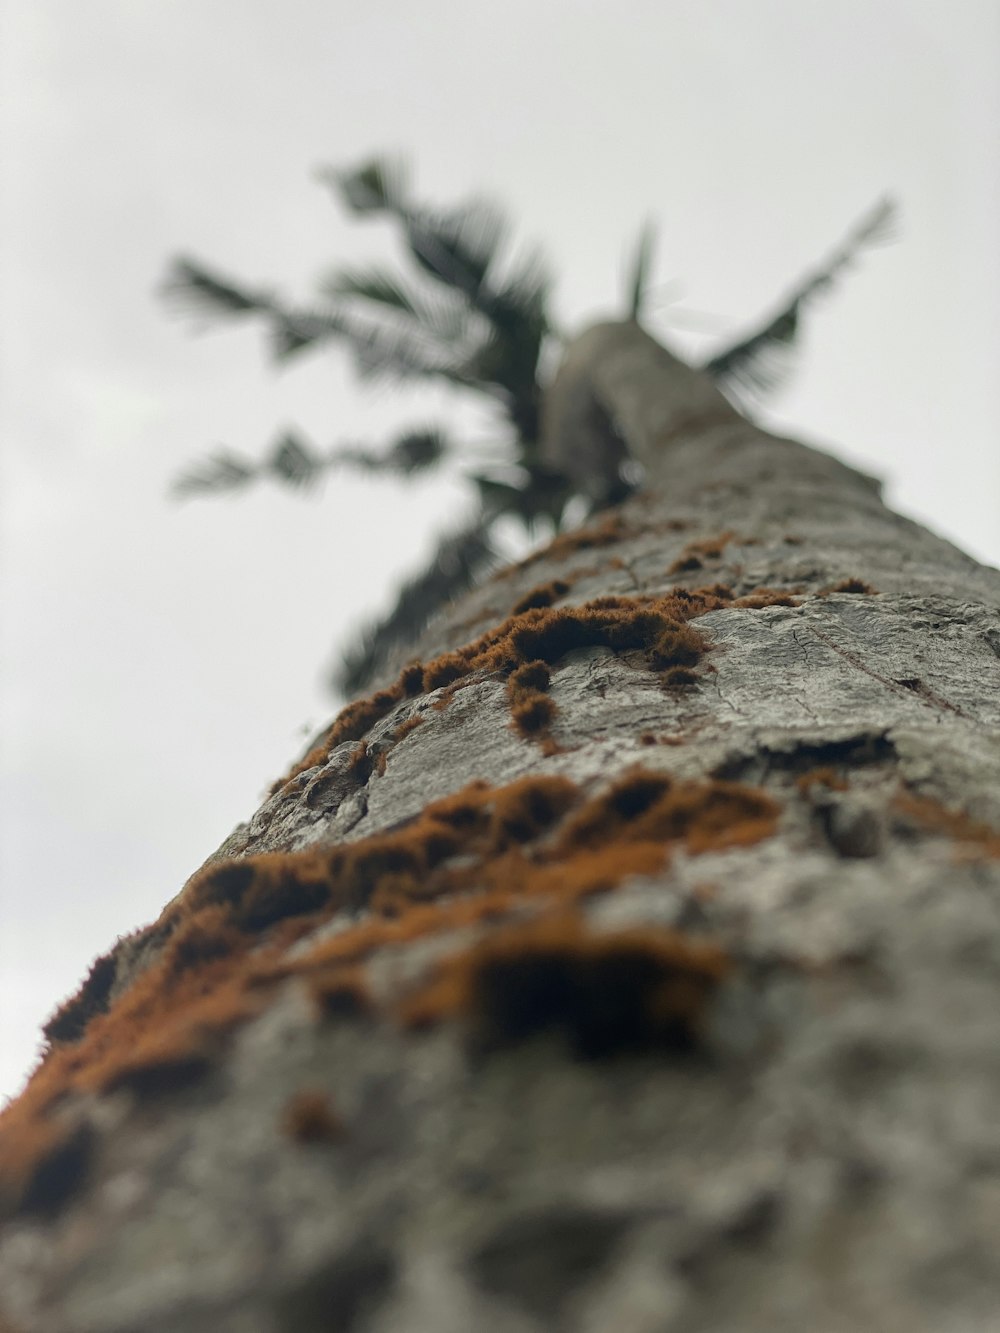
[2,323,1000,1333]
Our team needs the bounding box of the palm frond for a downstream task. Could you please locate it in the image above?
[704,196,898,402]
[269,431,324,489]
[385,429,450,473]
[471,464,572,531]
[330,305,482,388]
[172,427,452,500]
[172,448,257,498]
[161,257,276,322]
[162,256,358,364]
[333,518,499,696]
[319,265,425,316]
[319,155,410,216]
[405,198,509,299]
[625,220,657,321]
[265,307,351,359]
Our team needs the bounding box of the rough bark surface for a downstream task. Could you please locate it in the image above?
[2,324,1000,1332]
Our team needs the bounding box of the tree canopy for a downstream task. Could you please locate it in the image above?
[162,158,894,696]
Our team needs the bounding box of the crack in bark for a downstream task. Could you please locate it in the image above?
[807,626,970,719]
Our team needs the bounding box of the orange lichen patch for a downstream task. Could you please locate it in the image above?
[667,531,735,575]
[43,950,118,1044]
[393,715,424,744]
[508,659,555,740]
[1,765,780,1220]
[0,941,275,1213]
[556,770,780,858]
[4,1116,95,1217]
[731,587,802,609]
[819,578,879,596]
[281,1089,344,1144]
[892,791,1000,858]
[161,904,244,972]
[276,586,742,783]
[183,851,334,932]
[308,966,373,1019]
[510,695,557,736]
[796,768,849,795]
[398,910,731,1058]
[510,579,572,615]
[493,512,633,582]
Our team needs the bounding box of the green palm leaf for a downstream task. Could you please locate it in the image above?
[161,257,276,320]
[333,518,499,696]
[705,196,897,401]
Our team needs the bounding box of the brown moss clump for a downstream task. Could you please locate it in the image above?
[392,715,424,744]
[1,765,781,1222]
[281,1089,344,1144]
[271,566,808,791]
[308,966,373,1019]
[398,911,730,1058]
[5,1118,95,1218]
[508,659,555,740]
[275,585,742,784]
[819,578,879,596]
[43,951,118,1044]
[732,587,802,609]
[557,770,779,858]
[667,531,735,575]
[510,579,571,615]
[796,768,849,795]
[494,512,633,581]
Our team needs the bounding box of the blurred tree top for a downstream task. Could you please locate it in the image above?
[162,157,894,696]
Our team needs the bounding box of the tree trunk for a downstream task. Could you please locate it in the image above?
[3,323,1000,1333]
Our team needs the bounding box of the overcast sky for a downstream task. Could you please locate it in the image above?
[2,1,998,1100]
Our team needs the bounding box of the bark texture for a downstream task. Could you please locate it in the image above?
[2,324,1000,1332]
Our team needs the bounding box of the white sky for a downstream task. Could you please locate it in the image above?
[1,0,998,1100]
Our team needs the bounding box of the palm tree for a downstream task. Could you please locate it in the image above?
[163,157,894,694]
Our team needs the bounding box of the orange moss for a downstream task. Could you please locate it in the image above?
[508,660,552,695]
[43,950,118,1044]
[272,571,805,790]
[507,658,555,740]
[494,512,632,581]
[892,791,1000,858]
[0,762,781,1219]
[510,579,571,615]
[510,695,556,736]
[398,910,731,1057]
[308,966,373,1019]
[2,1117,94,1217]
[819,578,879,596]
[556,770,779,858]
[667,531,735,575]
[796,768,849,795]
[393,715,424,743]
[281,1089,344,1143]
[732,588,802,609]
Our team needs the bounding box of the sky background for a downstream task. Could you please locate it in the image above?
[2,0,998,1101]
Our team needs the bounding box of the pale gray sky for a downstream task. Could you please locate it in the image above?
[2,0,998,1099]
